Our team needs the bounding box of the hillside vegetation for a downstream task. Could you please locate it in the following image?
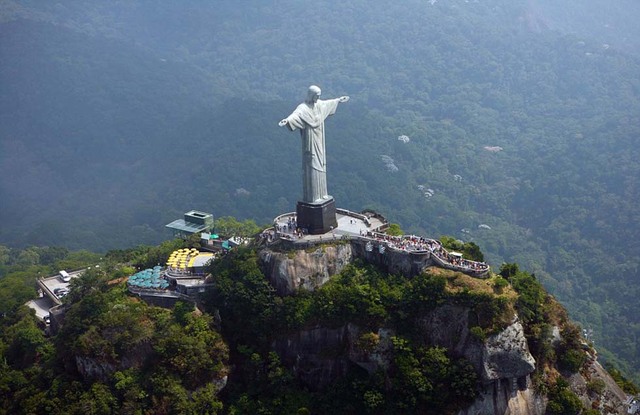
[3,240,632,414]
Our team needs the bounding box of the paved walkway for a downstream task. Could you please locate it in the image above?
[272,209,385,243]
[268,209,490,277]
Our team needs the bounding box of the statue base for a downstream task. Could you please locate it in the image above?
[296,198,338,235]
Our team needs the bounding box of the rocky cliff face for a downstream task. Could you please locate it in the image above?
[415,305,536,382]
[570,359,629,414]
[272,309,631,414]
[258,240,437,296]
[271,325,354,389]
[261,243,630,415]
[416,305,544,414]
[270,308,629,413]
[459,378,546,415]
[74,342,151,382]
[258,244,354,295]
[272,306,540,413]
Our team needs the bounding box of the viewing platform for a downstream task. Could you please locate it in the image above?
[267,208,387,243]
[264,208,490,278]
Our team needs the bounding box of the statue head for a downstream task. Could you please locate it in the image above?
[306,85,321,104]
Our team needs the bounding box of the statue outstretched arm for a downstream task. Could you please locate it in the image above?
[338,96,349,103]
[278,119,288,127]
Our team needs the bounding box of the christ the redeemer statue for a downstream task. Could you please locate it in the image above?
[279,85,349,234]
[279,85,349,203]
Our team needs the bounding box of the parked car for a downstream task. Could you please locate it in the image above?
[58,270,71,282]
[53,288,69,297]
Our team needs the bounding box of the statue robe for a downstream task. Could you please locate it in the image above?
[284,98,340,203]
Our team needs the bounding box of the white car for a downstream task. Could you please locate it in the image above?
[59,270,71,282]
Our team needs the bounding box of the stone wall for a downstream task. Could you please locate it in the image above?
[349,238,435,277]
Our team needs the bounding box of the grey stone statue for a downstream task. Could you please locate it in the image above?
[279,85,349,204]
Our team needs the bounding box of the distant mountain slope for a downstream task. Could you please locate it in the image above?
[1,0,639,382]
[0,18,216,248]
[532,0,640,56]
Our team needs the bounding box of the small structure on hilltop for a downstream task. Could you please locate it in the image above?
[200,232,221,249]
[166,210,214,238]
[126,248,221,307]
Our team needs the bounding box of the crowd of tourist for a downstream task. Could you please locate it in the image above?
[275,216,298,233]
[267,216,308,240]
[366,232,438,252]
[262,215,489,276]
[440,255,488,272]
[364,232,489,274]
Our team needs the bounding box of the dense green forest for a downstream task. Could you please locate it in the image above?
[0,246,229,414]
[1,0,639,383]
[3,241,632,414]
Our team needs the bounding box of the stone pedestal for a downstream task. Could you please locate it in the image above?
[297,197,338,235]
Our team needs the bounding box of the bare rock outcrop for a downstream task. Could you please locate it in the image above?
[273,306,537,399]
[458,377,546,415]
[416,305,535,381]
[260,244,628,415]
[258,244,354,295]
[74,342,151,381]
[271,325,353,389]
[568,359,629,414]
[483,320,536,381]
